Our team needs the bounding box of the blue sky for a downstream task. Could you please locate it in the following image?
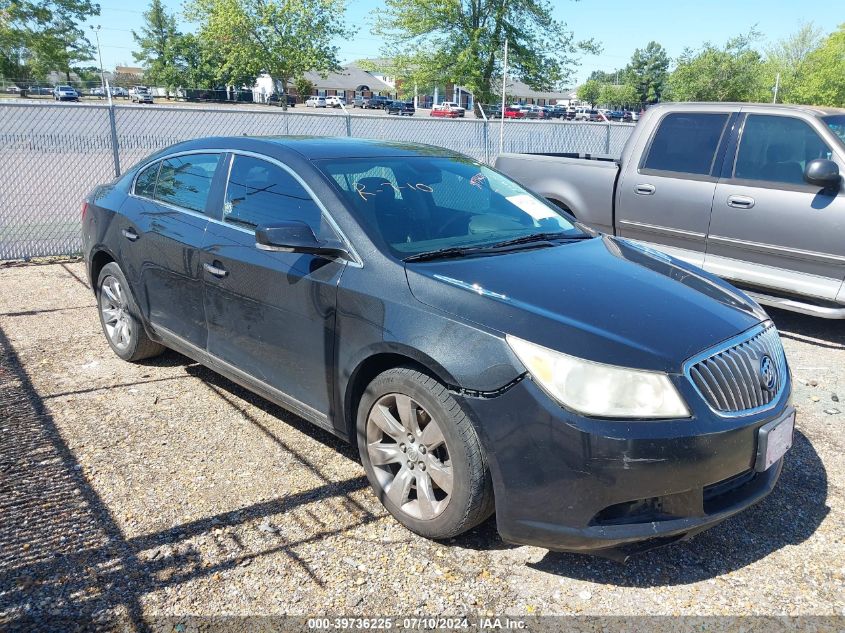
[89,0,835,85]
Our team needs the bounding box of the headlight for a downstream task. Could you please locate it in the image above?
[506,335,690,419]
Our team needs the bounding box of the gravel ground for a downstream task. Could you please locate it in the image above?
[0,261,843,629]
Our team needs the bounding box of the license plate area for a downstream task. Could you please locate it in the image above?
[754,410,795,472]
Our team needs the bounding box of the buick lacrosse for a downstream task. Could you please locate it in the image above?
[82,137,793,556]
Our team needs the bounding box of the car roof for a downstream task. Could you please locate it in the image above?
[157,136,468,161]
[652,101,845,117]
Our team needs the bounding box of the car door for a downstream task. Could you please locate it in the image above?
[616,110,735,267]
[201,153,348,419]
[126,152,224,350]
[705,112,845,301]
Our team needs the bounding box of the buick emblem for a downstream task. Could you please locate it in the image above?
[759,355,777,392]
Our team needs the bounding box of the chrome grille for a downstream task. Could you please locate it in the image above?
[686,324,787,415]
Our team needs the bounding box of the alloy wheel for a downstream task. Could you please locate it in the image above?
[100,275,132,350]
[366,393,454,520]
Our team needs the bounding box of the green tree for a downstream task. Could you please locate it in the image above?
[293,76,314,100]
[1,0,101,82]
[587,68,626,84]
[666,31,764,102]
[626,41,669,103]
[792,24,845,107]
[185,0,353,94]
[132,0,182,93]
[175,33,220,89]
[598,83,639,108]
[576,78,601,106]
[372,0,599,112]
[759,23,824,104]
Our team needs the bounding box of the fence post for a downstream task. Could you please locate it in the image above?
[477,107,490,165]
[339,102,352,137]
[108,104,121,177]
[604,123,611,156]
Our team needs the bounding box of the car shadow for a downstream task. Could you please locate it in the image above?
[766,307,845,349]
[525,429,827,586]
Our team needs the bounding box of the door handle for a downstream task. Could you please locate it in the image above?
[727,195,755,209]
[203,261,228,278]
[634,184,655,195]
[121,228,139,242]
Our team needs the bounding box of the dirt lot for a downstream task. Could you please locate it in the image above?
[0,261,843,629]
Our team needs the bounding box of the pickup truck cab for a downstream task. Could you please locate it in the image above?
[433,102,466,117]
[496,103,845,318]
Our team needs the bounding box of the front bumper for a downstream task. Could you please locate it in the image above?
[459,375,792,554]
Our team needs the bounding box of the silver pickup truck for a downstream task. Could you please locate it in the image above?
[496,103,845,318]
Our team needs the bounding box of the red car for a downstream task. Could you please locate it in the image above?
[430,107,461,118]
[503,107,525,119]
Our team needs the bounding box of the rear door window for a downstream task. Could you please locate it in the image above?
[642,113,730,176]
[155,153,221,214]
[134,161,159,197]
[733,115,832,185]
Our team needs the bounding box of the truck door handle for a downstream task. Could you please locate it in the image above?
[634,184,655,195]
[203,261,228,278]
[121,228,139,242]
[727,195,755,209]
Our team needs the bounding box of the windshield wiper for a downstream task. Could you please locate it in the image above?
[403,245,491,262]
[403,232,592,263]
[486,232,592,249]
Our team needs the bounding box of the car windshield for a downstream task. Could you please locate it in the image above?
[823,115,845,146]
[317,156,585,258]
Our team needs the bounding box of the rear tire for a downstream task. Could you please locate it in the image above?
[96,262,165,362]
[357,367,494,539]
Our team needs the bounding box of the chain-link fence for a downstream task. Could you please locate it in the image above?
[0,102,635,260]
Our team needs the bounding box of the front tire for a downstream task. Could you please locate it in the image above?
[96,262,165,362]
[357,367,494,539]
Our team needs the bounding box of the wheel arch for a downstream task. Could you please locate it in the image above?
[343,346,458,446]
[89,248,117,289]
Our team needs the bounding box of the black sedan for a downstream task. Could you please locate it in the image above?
[386,101,415,116]
[81,137,793,556]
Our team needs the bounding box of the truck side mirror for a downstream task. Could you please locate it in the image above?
[804,159,841,190]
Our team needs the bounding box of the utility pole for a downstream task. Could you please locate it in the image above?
[499,37,508,158]
[773,73,780,104]
[90,25,107,98]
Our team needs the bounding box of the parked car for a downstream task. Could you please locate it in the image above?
[27,85,53,96]
[496,102,845,318]
[6,85,21,94]
[387,101,415,116]
[130,86,153,104]
[83,136,793,557]
[53,85,79,102]
[267,92,297,107]
[305,95,327,108]
[432,102,466,117]
[367,95,392,109]
[430,107,461,119]
[325,96,346,108]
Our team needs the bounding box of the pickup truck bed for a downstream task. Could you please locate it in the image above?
[494,153,619,234]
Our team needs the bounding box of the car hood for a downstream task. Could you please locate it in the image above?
[405,236,767,373]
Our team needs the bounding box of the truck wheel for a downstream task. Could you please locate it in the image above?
[96,262,165,362]
[357,367,494,539]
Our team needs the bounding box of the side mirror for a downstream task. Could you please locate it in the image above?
[804,158,841,190]
[255,221,349,260]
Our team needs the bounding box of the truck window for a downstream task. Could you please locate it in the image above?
[734,115,832,186]
[641,113,729,176]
